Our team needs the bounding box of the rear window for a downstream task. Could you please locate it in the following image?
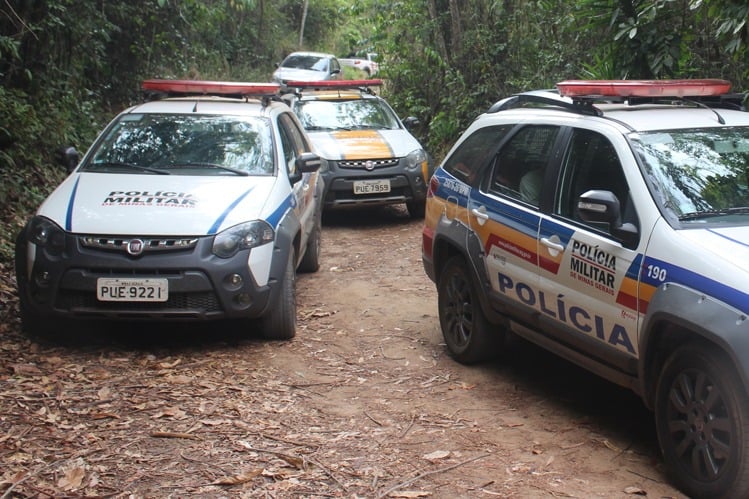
[442,125,513,185]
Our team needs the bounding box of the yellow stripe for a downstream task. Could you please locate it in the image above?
[331,130,393,159]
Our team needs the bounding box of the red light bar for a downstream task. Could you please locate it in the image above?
[557,79,731,98]
[142,79,281,96]
[284,79,383,89]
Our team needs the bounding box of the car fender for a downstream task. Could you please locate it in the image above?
[638,282,749,407]
[431,213,505,325]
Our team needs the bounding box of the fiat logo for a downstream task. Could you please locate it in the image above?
[127,239,145,256]
[364,160,375,171]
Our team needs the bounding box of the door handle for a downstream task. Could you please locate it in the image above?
[541,237,565,252]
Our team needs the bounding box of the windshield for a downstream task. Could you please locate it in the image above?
[295,99,400,131]
[631,127,749,225]
[281,54,327,71]
[84,114,275,175]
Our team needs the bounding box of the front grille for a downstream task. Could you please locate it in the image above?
[338,158,399,170]
[56,290,221,314]
[80,236,199,254]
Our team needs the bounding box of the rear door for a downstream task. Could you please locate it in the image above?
[470,125,562,316]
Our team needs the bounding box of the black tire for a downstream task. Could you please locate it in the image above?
[259,250,297,340]
[406,200,425,219]
[655,343,749,499]
[437,255,500,364]
[298,214,321,273]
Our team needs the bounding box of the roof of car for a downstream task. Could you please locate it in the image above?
[484,80,749,133]
[284,51,336,59]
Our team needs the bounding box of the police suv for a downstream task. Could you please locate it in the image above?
[421,79,749,498]
[15,79,323,340]
[283,80,431,217]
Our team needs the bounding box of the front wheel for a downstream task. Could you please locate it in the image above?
[437,255,501,364]
[259,250,297,340]
[655,343,749,499]
[406,200,425,219]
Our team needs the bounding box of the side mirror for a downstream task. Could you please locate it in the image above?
[289,152,321,184]
[577,189,639,249]
[402,116,420,130]
[56,146,80,173]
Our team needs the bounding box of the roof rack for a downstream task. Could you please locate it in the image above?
[488,80,746,117]
[141,79,282,104]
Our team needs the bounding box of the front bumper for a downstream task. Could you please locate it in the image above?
[19,232,283,322]
[321,158,428,209]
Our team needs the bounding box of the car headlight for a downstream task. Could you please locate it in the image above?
[28,216,66,255]
[212,221,275,258]
[405,148,428,171]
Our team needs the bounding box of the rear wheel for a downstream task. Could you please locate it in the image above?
[655,343,749,499]
[437,255,500,364]
[259,250,297,340]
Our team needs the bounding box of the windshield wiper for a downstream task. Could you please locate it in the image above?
[679,207,749,221]
[169,162,249,176]
[89,162,171,175]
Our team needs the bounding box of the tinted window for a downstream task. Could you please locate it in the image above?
[557,129,632,232]
[442,125,513,186]
[488,125,560,205]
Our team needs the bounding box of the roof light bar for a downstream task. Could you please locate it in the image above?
[142,79,281,96]
[556,79,731,98]
[284,79,383,89]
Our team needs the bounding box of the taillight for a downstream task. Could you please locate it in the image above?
[427,175,439,198]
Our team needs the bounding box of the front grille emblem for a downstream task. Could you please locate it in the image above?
[364,160,375,171]
[127,239,144,256]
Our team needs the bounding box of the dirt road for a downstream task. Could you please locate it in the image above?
[0,205,685,498]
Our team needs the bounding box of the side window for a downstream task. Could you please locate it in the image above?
[442,125,513,186]
[557,129,632,233]
[278,113,308,176]
[488,125,560,206]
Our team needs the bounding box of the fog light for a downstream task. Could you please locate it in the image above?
[34,271,51,287]
[229,273,243,286]
[235,293,251,307]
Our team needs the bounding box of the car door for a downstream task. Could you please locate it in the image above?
[468,125,562,318]
[535,127,641,370]
[278,113,317,244]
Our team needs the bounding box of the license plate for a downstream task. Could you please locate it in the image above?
[354,179,391,194]
[96,278,168,302]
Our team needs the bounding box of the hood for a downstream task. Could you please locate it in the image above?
[272,67,328,83]
[307,129,423,160]
[679,226,749,270]
[37,173,281,236]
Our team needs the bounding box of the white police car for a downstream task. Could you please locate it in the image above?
[283,80,430,217]
[15,79,323,340]
[421,79,749,498]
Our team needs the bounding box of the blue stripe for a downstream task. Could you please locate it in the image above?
[643,256,749,314]
[266,194,294,228]
[208,186,255,234]
[708,228,749,250]
[65,177,81,231]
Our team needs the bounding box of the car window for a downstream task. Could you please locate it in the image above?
[556,128,632,233]
[295,99,400,130]
[278,113,309,176]
[631,127,749,225]
[442,125,513,186]
[488,125,560,205]
[87,114,275,175]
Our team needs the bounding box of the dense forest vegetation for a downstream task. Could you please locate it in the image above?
[1,0,748,268]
